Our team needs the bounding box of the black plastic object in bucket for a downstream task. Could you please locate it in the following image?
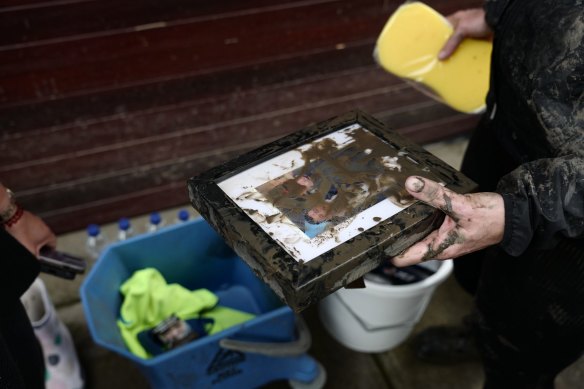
[319,260,452,353]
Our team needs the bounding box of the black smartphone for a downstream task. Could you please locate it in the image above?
[38,247,87,280]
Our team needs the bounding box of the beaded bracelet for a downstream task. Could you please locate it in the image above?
[2,203,24,228]
[0,188,24,228]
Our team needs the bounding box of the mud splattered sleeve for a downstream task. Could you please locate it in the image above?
[499,155,584,256]
[494,2,584,256]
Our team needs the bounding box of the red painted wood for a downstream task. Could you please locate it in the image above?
[36,181,191,233]
[0,0,480,45]
[0,1,387,102]
[0,66,406,164]
[0,0,482,105]
[13,99,475,211]
[0,0,295,44]
[0,0,93,12]
[0,0,482,234]
[0,44,380,133]
[1,83,440,189]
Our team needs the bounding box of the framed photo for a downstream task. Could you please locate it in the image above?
[189,111,476,311]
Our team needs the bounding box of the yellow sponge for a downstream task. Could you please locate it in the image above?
[374,2,492,114]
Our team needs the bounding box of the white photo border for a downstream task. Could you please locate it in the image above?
[218,124,411,262]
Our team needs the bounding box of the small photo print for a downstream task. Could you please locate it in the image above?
[218,124,422,262]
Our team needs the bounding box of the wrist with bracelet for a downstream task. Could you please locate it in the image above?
[0,188,24,228]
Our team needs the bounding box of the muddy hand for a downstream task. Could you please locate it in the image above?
[391,176,504,267]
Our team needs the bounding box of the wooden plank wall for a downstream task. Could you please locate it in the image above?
[0,0,482,234]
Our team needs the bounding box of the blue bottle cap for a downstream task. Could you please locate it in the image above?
[87,224,100,237]
[178,209,189,221]
[150,212,161,225]
[118,217,131,231]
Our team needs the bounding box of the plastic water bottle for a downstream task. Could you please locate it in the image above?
[117,217,134,241]
[86,224,108,261]
[175,209,190,224]
[147,212,164,232]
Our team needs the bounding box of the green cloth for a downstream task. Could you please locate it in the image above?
[117,268,255,359]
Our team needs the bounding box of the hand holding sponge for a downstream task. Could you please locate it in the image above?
[374,2,492,114]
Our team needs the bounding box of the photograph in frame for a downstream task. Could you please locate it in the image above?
[189,110,477,311]
[218,124,439,263]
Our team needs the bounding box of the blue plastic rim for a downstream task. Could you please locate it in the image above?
[80,217,318,388]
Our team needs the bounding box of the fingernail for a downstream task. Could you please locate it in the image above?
[406,176,425,193]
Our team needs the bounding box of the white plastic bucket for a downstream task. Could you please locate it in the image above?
[318,260,453,353]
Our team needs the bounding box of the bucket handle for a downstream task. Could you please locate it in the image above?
[219,314,311,357]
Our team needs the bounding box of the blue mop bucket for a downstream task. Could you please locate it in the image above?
[81,218,324,389]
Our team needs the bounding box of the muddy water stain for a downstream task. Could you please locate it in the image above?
[259,127,427,239]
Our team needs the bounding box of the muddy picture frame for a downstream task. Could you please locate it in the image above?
[188,110,476,312]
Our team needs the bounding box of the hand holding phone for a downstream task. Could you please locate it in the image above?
[38,247,86,280]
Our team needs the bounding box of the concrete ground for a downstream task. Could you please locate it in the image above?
[42,135,584,388]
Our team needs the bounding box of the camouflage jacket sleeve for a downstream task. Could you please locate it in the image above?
[487,0,584,256]
[498,156,584,256]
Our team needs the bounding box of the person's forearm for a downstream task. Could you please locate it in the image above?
[0,182,56,255]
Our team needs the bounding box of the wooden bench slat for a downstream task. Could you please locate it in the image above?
[1,0,482,233]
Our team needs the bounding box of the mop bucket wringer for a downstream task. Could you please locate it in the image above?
[81,218,325,388]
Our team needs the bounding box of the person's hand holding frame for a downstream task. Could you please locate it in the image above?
[189,110,477,311]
